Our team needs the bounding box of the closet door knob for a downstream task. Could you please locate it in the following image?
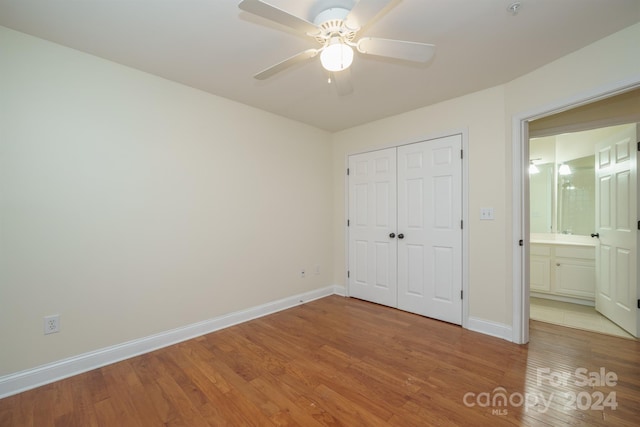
[398,233,404,239]
[590,233,599,238]
[389,233,396,238]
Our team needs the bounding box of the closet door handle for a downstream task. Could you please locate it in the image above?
[398,233,404,239]
[389,233,396,238]
[590,233,599,238]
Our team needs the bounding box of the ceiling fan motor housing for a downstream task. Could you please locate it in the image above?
[313,8,357,44]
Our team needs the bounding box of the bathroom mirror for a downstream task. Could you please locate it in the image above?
[528,125,633,236]
[530,162,554,233]
[556,155,595,235]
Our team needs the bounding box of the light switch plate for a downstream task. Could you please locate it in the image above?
[480,207,495,220]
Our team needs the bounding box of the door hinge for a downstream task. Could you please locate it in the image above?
[637,141,639,151]
[460,149,463,159]
[637,220,640,231]
[347,168,350,175]
[519,239,524,246]
[460,290,463,300]
[347,270,350,278]
[347,219,350,227]
[460,220,463,229]
[637,299,640,309]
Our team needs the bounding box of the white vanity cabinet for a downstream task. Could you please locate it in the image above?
[530,242,595,301]
[530,244,552,292]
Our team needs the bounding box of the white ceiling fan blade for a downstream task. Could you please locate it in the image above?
[239,0,319,35]
[254,49,319,80]
[330,69,354,96]
[345,0,394,29]
[357,37,435,63]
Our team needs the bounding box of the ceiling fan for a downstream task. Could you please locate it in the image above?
[238,0,435,92]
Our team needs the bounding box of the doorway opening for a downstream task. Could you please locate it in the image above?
[528,123,637,339]
[512,83,640,344]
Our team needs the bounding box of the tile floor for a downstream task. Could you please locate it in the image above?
[530,297,635,339]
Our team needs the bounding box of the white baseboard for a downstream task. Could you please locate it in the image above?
[467,316,513,342]
[0,285,346,399]
[332,284,347,296]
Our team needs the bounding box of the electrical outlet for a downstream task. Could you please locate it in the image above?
[44,314,60,335]
[300,269,306,278]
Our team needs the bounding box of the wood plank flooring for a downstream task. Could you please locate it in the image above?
[1,295,639,426]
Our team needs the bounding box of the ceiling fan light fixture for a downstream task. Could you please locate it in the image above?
[320,38,354,72]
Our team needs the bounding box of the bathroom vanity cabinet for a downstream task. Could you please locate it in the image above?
[530,241,596,302]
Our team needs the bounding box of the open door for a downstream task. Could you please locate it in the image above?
[594,123,638,337]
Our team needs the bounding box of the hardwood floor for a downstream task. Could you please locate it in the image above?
[1,295,639,426]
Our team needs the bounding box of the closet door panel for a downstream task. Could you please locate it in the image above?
[397,135,462,324]
[348,148,398,307]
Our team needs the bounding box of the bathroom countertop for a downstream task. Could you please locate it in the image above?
[530,233,596,247]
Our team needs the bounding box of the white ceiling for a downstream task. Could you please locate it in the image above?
[1,0,639,132]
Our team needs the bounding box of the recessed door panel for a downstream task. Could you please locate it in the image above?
[615,171,630,230]
[355,183,368,226]
[615,248,630,309]
[406,179,424,228]
[375,242,390,289]
[355,240,368,284]
[434,175,453,229]
[406,244,424,295]
[433,246,454,301]
[375,182,390,227]
[598,245,611,298]
[598,175,611,228]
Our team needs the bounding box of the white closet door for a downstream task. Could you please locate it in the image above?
[397,135,462,324]
[348,148,398,307]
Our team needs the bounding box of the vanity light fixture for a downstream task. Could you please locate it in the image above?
[558,163,571,176]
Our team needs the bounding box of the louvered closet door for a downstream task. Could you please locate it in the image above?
[348,148,398,308]
[397,135,462,325]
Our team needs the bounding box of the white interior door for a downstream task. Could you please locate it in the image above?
[397,135,463,324]
[594,124,638,337]
[348,148,398,307]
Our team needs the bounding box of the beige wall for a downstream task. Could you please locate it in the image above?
[0,27,334,375]
[505,24,640,118]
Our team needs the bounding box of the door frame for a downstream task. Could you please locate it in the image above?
[511,76,640,344]
[344,129,470,329]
